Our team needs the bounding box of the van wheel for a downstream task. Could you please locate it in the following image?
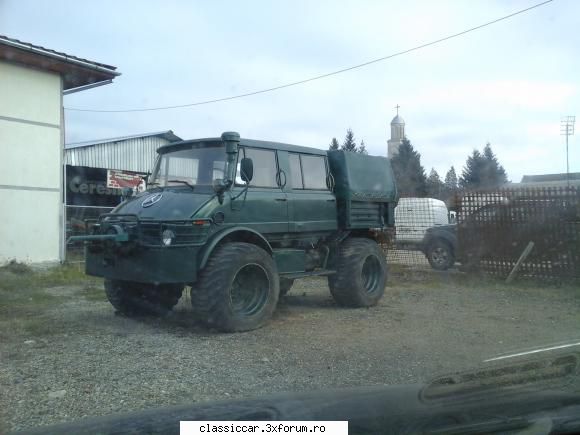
[104,279,183,316]
[426,240,455,271]
[191,243,279,332]
[279,278,294,297]
[328,238,387,307]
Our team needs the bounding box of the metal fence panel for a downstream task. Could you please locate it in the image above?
[457,187,580,282]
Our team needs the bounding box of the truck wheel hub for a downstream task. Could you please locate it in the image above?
[229,264,269,316]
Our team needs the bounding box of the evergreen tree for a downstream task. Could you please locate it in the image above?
[390,138,427,196]
[443,166,459,202]
[460,150,486,189]
[460,143,508,190]
[444,166,458,191]
[481,143,508,187]
[358,140,367,154]
[329,137,340,151]
[342,128,358,152]
[426,168,444,199]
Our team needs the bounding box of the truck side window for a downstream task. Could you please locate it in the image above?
[289,153,304,189]
[237,147,278,188]
[301,155,327,190]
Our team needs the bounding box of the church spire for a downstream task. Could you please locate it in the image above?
[387,106,405,158]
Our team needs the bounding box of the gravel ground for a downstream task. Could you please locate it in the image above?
[1,270,580,432]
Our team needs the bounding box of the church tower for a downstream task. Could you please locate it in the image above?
[387,105,405,158]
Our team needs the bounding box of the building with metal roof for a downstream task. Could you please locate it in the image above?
[505,172,580,188]
[521,173,580,184]
[65,130,182,173]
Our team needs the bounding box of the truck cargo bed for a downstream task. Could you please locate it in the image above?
[327,151,398,230]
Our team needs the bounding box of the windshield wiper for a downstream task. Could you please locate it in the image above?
[167,180,195,190]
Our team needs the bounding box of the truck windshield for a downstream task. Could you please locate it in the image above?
[150,144,226,188]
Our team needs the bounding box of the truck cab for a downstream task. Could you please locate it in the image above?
[74,132,398,331]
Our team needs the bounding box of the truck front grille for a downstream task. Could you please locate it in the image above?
[140,221,210,246]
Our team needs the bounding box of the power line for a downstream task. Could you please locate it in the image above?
[65,0,554,113]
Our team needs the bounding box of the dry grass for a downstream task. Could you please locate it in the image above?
[0,262,103,340]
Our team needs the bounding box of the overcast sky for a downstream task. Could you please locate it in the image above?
[2,0,578,181]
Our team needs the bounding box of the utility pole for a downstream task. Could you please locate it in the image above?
[560,116,575,187]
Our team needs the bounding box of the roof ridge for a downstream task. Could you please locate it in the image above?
[66,131,181,149]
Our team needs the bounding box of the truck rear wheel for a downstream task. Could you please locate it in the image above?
[104,279,184,316]
[328,238,387,307]
[191,242,279,332]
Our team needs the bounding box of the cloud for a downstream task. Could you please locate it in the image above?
[4,0,580,182]
[408,80,577,115]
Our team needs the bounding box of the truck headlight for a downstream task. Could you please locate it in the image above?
[162,229,175,246]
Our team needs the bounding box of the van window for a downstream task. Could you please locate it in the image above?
[236,147,278,188]
[289,153,304,189]
[301,155,327,190]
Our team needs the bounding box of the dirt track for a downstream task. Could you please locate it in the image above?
[1,270,580,432]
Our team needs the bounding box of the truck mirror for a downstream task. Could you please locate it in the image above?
[240,157,253,183]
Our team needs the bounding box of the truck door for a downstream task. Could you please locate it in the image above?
[286,153,337,232]
[230,147,289,234]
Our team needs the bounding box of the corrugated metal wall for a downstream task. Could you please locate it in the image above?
[65,136,172,172]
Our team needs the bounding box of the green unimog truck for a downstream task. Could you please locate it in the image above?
[71,132,398,331]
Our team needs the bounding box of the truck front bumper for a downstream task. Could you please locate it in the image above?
[86,246,199,284]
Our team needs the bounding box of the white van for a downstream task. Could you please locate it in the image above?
[394,198,449,247]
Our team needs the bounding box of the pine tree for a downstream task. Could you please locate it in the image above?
[426,168,444,199]
[329,137,340,151]
[481,143,508,187]
[460,150,486,189]
[460,144,508,190]
[390,138,427,196]
[342,128,358,152]
[444,166,458,191]
[358,140,367,154]
[443,166,459,201]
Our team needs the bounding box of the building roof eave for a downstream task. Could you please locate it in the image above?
[0,35,119,90]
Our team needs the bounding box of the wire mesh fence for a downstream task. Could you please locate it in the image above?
[65,205,114,262]
[456,186,580,283]
[381,196,452,269]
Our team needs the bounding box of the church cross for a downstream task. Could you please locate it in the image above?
[394,104,400,115]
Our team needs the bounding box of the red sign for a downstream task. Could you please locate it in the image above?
[107,170,146,192]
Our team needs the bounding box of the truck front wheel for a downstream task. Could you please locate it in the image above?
[191,242,279,332]
[328,238,387,307]
[104,279,184,316]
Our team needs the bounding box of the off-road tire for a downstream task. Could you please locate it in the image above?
[328,238,387,307]
[191,242,279,332]
[104,279,184,316]
[279,278,294,297]
[426,240,455,271]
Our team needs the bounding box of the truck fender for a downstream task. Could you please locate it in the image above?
[198,227,273,270]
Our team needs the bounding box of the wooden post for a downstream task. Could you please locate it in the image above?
[506,241,535,284]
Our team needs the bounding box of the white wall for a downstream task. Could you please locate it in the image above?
[0,60,63,264]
